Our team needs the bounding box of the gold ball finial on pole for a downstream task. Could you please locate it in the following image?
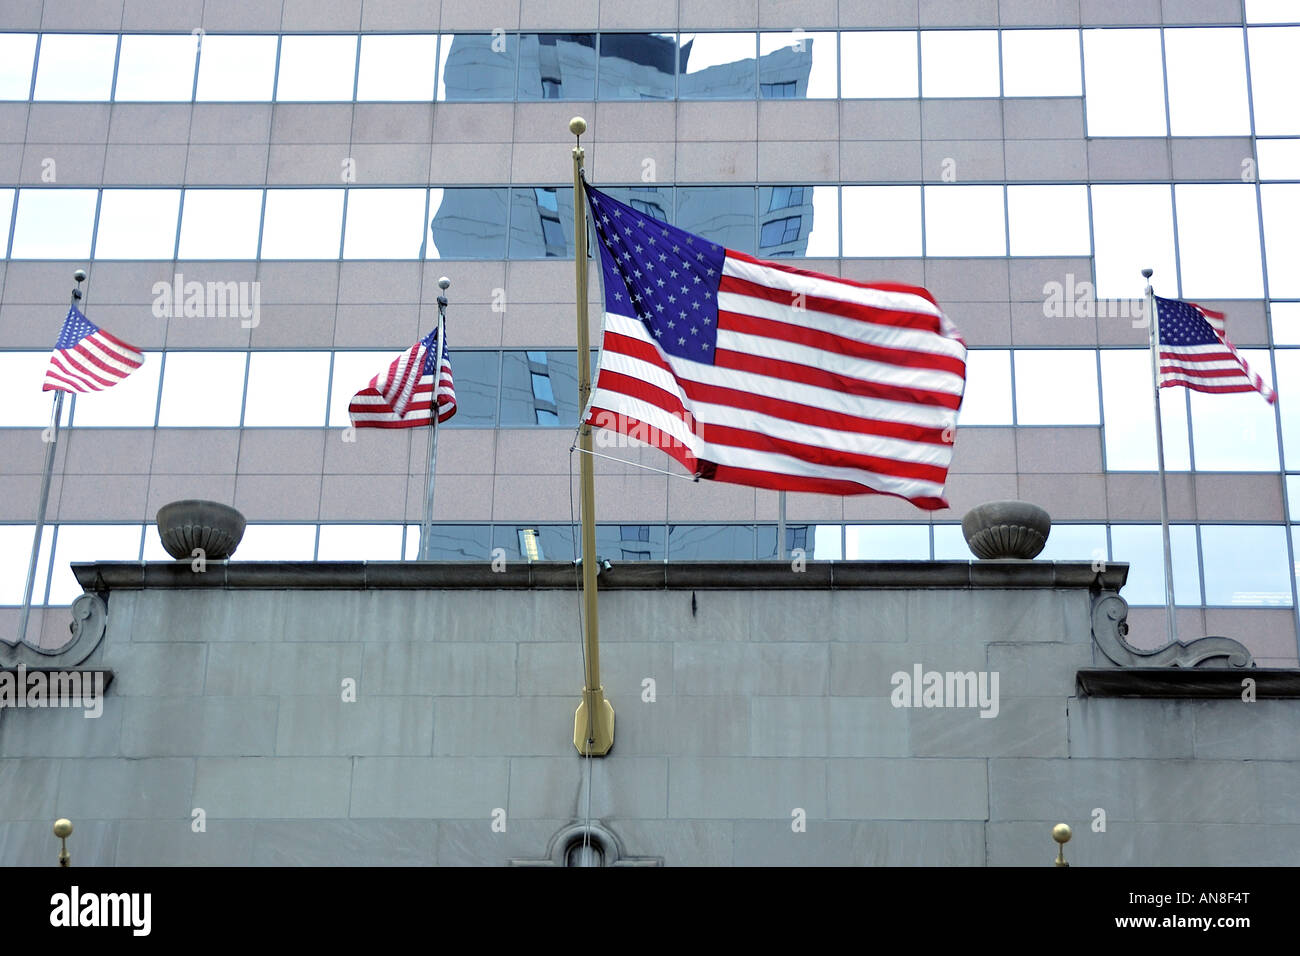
[569,116,587,138]
[53,818,73,866]
[1052,823,1072,867]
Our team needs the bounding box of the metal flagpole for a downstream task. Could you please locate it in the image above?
[570,116,613,756]
[16,269,85,646]
[1143,268,1178,649]
[419,277,451,560]
[777,491,786,559]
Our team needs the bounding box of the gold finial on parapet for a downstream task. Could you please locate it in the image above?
[53,818,73,866]
[1053,823,1072,867]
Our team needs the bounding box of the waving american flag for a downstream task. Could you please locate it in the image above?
[43,304,144,394]
[348,327,457,429]
[1156,296,1276,404]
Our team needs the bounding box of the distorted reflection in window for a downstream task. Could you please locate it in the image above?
[1090,185,1177,299]
[10,189,98,259]
[1256,139,1300,180]
[1099,349,1191,470]
[757,185,838,257]
[668,524,756,560]
[33,34,117,100]
[276,35,357,101]
[601,524,665,561]
[157,352,247,426]
[957,350,1013,426]
[499,350,580,426]
[1175,185,1263,299]
[1000,29,1081,96]
[317,524,403,560]
[94,189,181,259]
[846,524,929,559]
[1082,29,1166,136]
[676,186,756,254]
[195,35,278,101]
[1109,524,1202,605]
[235,524,318,561]
[596,32,676,100]
[243,351,330,427]
[343,188,427,259]
[679,33,756,99]
[841,186,922,257]
[428,187,509,259]
[1200,525,1293,605]
[1188,349,1278,470]
[356,34,437,101]
[1248,28,1300,135]
[407,524,493,560]
[1006,185,1090,257]
[491,524,576,561]
[438,349,500,427]
[920,30,999,97]
[839,31,917,98]
[1260,184,1300,297]
[48,525,142,605]
[114,34,197,101]
[924,186,1006,257]
[0,34,36,99]
[69,351,161,427]
[1164,28,1250,136]
[756,524,841,560]
[178,188,263,259]
[759,32,836,99]
[261,189,344,259]
[600,185,672,222]
[437,33,519,101]
[1013,350,1099,425]
[518,33,596,100]
[509,187,575,259]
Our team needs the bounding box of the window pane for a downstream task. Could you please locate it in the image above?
[0,188,14,256]
[437,33,519,101]
[94,188,181,259]
[757,185,837,257]
[499,350,580,426]
[841,186,921,257]
[1247,0,1296,21]
[343,188,427,259]
[276,35,357,101]
[243,351,329,426]
[1276,349,1300,469]
[517,33,596,100]
[0,526,38,604]
[1257,139,1300,180]
[675,186,755,255]
[48,525,142,604]
[958,349,1013,425]
[1037,523,1107,562]
[508,186,575,259]
[597,32,676,100]
[428,187,509,259]
[1248,28,1300,135]
[667,524,755,560]
[1109,524,1201,605]
[1290,476,1300,521]
[932,524,970,560]
[491,524,577,561]
[1083,29,1166,136]
[0,352,71,426]
[178,188,263,259]
[0,33,36,99]
[1164,28,1250,136]
[602,185,672,222]
[840,31,917,98]
[1001,29,1081,96]
[69,351,160,427]
[1175,184,1263,299]
[1090,185,1176,299]
[759,31,836,99]
[1273,304,1300,346]
[317,524,403,560]
[1007,185,1090,257]
[1261,184,1300,297]
[261,189,344,259]
[1014,349,1099,425]
[157,351,246,426]
[679,33,756,99]
[114,34,197,101]
[600,523,666,561]
[357,34,437,101]
[921,30,999,98]
[435,349,499,427]
[845,524,929,559]
[1188,349,1278,470]
[233,524,317,561]
[924,186,1006,257]
[10,188,98,259]
[33,34,117,100]
[1100,349,1191,470]
[407,524,493,560]
[1201,525,1293,605]
[195,35,278,101]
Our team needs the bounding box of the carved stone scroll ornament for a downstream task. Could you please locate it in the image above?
[0,592,108,668]
[1090,591,1254,668]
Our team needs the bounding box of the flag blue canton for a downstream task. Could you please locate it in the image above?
[56,305,98,349]
[419,326,445,375]
[1156,296,1219,346]
[587,184,726,364]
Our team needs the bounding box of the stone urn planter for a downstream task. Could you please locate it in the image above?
[961,500,1051,560]
[156,500,246,560]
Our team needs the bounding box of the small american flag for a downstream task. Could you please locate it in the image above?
[348,327,457,428]
[582,184,967,509]
[43,304,144,393]
[1156,296,1275,404]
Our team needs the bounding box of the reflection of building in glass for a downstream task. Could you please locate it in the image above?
[428,188,509,258]
[757,39,816,98]
[518,33,596,100]
[759,185,816,257]
[597,33,676,99]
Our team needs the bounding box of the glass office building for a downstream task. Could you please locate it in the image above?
[1,1,1298,664]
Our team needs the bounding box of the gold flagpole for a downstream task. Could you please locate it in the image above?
[570,116,613,756]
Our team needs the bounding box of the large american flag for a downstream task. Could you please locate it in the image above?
[1156,296,1275,404]
[43,304,144,393]
[348,327,457,428]
[583,184,967,509]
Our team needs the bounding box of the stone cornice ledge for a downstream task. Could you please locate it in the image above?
[72,559,1129,592]
[1078,668,1300,698]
